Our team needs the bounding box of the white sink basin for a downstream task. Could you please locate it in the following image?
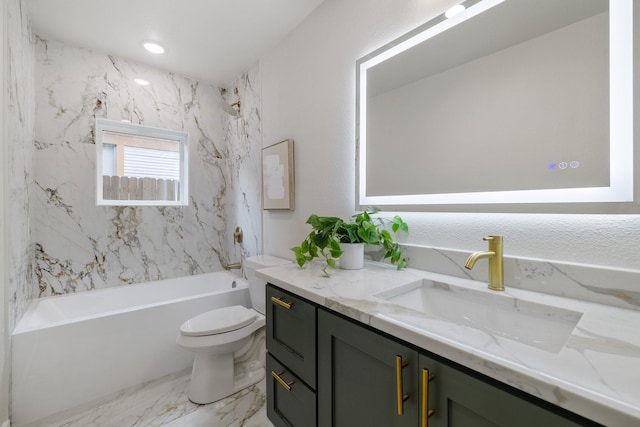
[373,279,583,353]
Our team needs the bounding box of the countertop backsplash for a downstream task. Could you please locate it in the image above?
[400,243,640,311]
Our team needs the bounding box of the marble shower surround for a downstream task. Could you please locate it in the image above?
[6,0,35,331]
[223,66,262,266]
[32,37,262,297]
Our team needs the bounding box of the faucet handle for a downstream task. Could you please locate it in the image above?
[481,236,503,264]
[480,235,504,291]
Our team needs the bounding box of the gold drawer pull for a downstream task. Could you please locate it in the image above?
[395,355,410,415]
[271,370,294,391]
[271,296,293,310]
[421,368,436,427]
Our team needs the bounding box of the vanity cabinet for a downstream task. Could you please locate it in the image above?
[266,353,316,427]
[316,308,598,427]
[317,308,419,426]
[418,353,592,427]
[266,284,599,427]
[266,285,317,427]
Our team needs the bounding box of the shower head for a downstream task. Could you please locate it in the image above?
[218,87,241,117]
[219,99,241,117]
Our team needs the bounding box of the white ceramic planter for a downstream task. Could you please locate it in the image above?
[339,243,364,270]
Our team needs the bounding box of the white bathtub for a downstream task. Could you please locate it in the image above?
[11,271,250,426]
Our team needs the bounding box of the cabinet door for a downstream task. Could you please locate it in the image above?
[419,353,595,427]
[266,285,317,389]
[267,353,317,427]
[318,308,419,427]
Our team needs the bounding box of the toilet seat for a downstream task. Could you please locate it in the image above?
[180,305,257,337]
[176,313,265,351]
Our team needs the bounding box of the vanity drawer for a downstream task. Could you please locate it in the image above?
[266,284,317,389]
[267,353,317,427]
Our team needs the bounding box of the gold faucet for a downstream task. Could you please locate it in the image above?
[465,235,504,291]
[225,262,242,270]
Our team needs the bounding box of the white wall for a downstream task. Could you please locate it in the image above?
[261,0,640,271]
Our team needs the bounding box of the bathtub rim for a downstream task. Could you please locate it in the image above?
[13,271,248,335]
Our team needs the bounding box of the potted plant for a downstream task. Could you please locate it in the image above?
[291,209,408,277]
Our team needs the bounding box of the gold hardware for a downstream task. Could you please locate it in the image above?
[225,262,241,270]
[271,370,294,391]
[421,368,435,427]
[233,226,243,244]
[271,296,293,310]
[395,355,410,415]
[464,235,504,291]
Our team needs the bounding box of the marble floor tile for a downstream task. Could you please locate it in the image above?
[33,369,273,427]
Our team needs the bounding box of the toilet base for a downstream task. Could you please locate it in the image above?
[186,330,266,405]
[187,352,266,404]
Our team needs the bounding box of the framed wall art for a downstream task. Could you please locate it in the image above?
[262,139,294,210]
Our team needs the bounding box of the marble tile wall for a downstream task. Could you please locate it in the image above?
[6,0,34,332]
[223,66,263,265]
[32,37,262,298]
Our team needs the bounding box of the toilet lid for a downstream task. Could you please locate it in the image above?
[180,305,257,337]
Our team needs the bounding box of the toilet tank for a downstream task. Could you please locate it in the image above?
[244,255,291,314]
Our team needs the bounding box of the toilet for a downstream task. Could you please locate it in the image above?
[176,255,290,404]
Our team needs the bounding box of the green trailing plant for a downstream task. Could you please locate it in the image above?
[290,209,409,277]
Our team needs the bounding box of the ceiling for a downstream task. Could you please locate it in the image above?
[25,0,324,86]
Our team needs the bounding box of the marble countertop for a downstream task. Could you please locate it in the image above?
[257,261,640,427]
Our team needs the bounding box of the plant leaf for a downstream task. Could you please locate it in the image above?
[290,247,306,267]
[329,239,343,258]
[313,233,329,249]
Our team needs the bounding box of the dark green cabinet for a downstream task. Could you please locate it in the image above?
[266,285,316,388]
[418,353,595,427]
[267,353,316,427]
[317,308,419,427]
[266,285,599,427]
[266,285,317,427]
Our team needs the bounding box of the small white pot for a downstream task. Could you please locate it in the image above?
[339,243,364,270]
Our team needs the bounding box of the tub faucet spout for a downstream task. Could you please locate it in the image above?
[465,235,504,291]
[225,262,242,270]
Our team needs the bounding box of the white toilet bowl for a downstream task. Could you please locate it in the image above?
[177,255,290,404]
[177,305,266,404]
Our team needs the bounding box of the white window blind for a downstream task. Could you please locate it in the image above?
[123,146,180,180]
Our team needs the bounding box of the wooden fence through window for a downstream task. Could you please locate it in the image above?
[102,175,179,201]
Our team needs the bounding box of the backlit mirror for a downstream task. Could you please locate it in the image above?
[357,0,634,210]
[95,119,189,206]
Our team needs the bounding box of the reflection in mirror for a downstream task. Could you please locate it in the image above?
[95,119,189,206]
[357,0,633,208]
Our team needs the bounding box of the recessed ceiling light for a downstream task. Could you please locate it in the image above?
[134,78,150,86]
[445,4,466,18]
[142,41,165,55]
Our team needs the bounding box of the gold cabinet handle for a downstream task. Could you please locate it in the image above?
[421,368,435,427]
[271,370,294,391]
[395,355,410,415]
[271,296,293,310]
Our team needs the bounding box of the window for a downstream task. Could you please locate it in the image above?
[95,119,189,206]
